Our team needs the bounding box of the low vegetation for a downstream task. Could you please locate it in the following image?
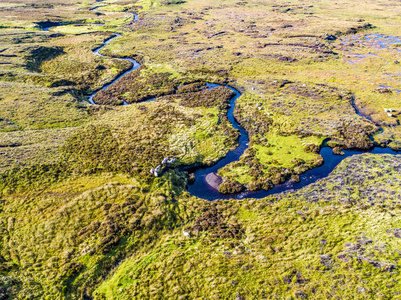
[2,152,401,299]
[1,0,401,298]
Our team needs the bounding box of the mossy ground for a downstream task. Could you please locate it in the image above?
[90,0,401,188]
[2,154,401,299]
[1,0,401,298]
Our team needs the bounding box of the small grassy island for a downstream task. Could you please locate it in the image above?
[1,0,401,298]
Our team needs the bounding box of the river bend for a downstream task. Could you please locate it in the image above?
[43,9,400,201]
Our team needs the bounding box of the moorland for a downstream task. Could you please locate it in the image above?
[1,0,401,298]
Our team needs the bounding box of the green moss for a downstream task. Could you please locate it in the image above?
[2,0,401,298]
[255,134,320,168]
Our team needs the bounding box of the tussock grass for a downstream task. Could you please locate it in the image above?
[2,0,401,298]
[94,154,401,299]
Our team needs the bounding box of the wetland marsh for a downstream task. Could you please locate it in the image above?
[1,0,401,299]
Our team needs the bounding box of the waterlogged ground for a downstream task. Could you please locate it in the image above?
[1,0,401,298]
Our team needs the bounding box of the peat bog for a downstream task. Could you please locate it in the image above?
[1,0,401,299]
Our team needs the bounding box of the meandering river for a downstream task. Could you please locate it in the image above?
[42,9,400,201]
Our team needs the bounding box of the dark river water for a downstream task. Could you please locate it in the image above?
[43,11,401,201]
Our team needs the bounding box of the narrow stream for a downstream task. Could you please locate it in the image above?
[42,9,401,201]
[88,33,141,104]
